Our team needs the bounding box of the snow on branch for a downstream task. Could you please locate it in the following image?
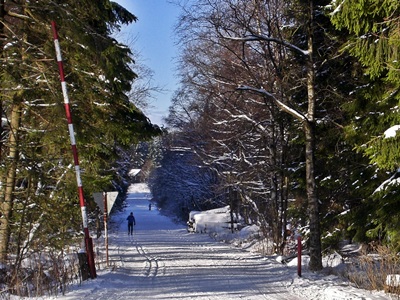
[237,85,307,122]
[328,0,344,16]
[384,125,400,138]
[217,108,267,133]
[374,168,400,193]
[224,34,309,57]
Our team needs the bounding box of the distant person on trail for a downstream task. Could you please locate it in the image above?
[149,203,152,211]
[127,212,136,235]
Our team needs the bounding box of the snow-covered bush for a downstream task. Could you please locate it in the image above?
[344,244,400,292]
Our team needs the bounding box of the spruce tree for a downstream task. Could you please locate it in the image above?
[330,0,400,248]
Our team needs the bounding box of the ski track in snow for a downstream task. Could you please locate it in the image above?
[39,184,392,300]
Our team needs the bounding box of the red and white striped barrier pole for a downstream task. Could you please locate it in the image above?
[51,21,96,279]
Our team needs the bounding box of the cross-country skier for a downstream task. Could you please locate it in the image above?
[127,212,136,235]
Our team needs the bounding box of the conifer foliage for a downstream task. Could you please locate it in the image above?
[330,0,400,249]
[0,0,160,293]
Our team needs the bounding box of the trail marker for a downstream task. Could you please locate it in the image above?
[93,191,119,266]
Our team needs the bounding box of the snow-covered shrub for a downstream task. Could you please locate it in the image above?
[0,247,85,298]
[345,244,400,291]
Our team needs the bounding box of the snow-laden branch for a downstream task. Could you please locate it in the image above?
[328,0,345,16]
[24,100,57,107]
[217,108,268,133]
[384,124,400,138]
[224,34,309,57]
[374,168,400,194]
[237,85,307,122]
[7,11,30,20]
[242,193,267,227]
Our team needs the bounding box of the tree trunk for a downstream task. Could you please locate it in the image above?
[305,0,322,271]
[0,102,22,262]
[269,132,281,252]
[304,120,322,270]
[0,0,4,160]
[280,175,289,255]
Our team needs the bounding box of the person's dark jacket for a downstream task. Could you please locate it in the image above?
[127,215,136,225]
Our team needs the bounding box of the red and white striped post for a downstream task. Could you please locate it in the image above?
[103,192,109,267]
[51,21,96,279]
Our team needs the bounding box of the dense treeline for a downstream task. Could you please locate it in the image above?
[149,0,400,271]
[0,0,160,294]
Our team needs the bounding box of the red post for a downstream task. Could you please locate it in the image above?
[297,236,302,277]
[51,21,96,279]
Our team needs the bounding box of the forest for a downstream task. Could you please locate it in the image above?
[0,0,400,297]
[149,0,400,273]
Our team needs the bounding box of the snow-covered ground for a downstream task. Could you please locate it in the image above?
[35,183,393,299]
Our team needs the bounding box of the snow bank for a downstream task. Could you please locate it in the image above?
[283,252,342,270]
[238,224,259,240]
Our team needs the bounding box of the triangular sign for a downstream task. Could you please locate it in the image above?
[106,191,118,215]
[93,192,119,215]
[93,192,104,212]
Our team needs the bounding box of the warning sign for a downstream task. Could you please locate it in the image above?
[93,192,119,215]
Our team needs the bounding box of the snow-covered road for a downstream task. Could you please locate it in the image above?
[51,184,391,300]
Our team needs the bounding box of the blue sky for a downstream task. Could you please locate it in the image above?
[114,0,181,126]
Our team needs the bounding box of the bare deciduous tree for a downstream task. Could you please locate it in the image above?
[173,0,323,270]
